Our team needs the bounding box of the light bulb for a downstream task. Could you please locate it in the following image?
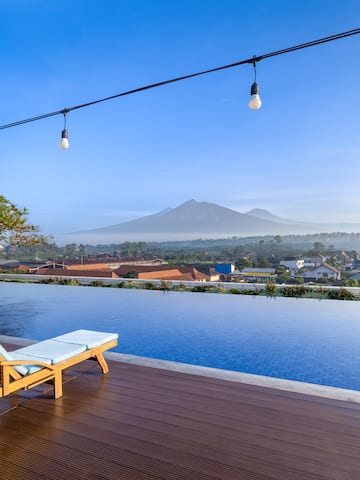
[249,94,262,110]
[59,129,69,149]
[60,138,69,149]
[248,82,262,110]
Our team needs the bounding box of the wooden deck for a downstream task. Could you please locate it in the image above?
[1,344,360,480]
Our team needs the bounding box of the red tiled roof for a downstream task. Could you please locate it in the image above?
[138,267,208,281]
[67,263,114,271]
[114,265,175,276]
[35,269,119,278]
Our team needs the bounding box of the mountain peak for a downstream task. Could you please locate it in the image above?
[78,200,316,239]
[179,199,199,207]
[246,208,296,225]
[246,208,272,216]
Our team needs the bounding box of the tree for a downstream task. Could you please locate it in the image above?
[306,241,325,257]
[275,265,291,283]
[0,195,47,246]
[274,235,282,245]
[313,241,325,254]
[63,243,80,258]
[235,257,253,270]
[123,270,138,278]
[256,258,272,268]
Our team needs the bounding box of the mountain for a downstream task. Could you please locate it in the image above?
[245,208,307,225]
[77,200,315,238]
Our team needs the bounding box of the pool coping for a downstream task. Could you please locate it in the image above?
[2,334,360,404]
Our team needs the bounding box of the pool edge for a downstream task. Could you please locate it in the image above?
[2,334,360,404]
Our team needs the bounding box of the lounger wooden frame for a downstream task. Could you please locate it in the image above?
[0,338,118,399]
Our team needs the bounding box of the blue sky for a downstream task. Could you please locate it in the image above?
[1,0,360,237]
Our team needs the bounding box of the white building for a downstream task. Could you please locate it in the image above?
[302,256,323,268]
[280,258,304,276]
[280,259,304,270]
[302,262,341,281]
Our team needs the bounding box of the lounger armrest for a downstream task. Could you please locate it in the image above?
[1,360,55,370]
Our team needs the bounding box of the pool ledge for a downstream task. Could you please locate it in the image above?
[2,334,360,404]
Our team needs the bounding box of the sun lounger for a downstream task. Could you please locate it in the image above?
[0,329,118,399]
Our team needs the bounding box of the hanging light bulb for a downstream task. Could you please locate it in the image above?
[249,82,262,110]
[59,111,69,149]
[248,60,262,110]
[60,129,69,149]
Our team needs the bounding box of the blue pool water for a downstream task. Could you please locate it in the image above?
[1,282,360,390]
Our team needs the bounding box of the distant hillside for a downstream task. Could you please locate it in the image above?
[245,208,302,225]
[78,199,317,237]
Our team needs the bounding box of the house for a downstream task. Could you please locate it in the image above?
[302,262,341,281]
[205,270,222,282]
[213,263,235,275]
[280,257,304,274]
[322,250,356,266]
[182,263,222,281]
[29,261,67,273]
[65,257,167,270]
[302,256,324,268]
[35,268,119,278]
[67,263,115,271]
[232,268,277,283]
[114,264,177,277]
[0,260,21,271]
[138,267,209,282]
[0,260,51,272]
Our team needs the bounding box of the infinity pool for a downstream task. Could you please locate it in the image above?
[1,282,359,390]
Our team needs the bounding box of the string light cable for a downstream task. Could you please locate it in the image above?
[0,27,359,147]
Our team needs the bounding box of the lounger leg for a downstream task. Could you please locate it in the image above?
[95,353,109,374]
[2,367,11,396]
[53,371,63,399]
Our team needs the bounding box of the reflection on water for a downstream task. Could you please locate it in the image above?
[0,300,37,337]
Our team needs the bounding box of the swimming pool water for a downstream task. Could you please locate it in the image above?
[1,282,359,391]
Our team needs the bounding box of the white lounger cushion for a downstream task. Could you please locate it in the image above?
[1,330,118,377]
[0,343,29,376]
[1,343,47,375]
[12,340,86,365]
[52,329,118,349]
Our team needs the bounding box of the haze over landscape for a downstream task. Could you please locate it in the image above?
[51,199,360,245]
[1,1,360,240]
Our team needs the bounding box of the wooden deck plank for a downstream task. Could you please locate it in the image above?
[26,369,360,477]
[26,391,360,464]
[104,366,360,423]
[1,346,360,480]
[20,396,359,478]
[28,369,360,450]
